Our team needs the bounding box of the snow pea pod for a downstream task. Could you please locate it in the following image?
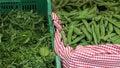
[72,35,77,40]
[104,20,108,29]
[67,25,74,44]
[80,25,92,41]
[70,35,85,45]
[100,19,105,38]
[102,33,116,41]
[0,33,3,43]
[91,25,97,44]
[73,27,83,35]
[106,18,120,29]
[113,15,120,19]
[110,35,120,42]
[95,24,100,43]
[108,23,113,34]
[61,31,67,46]
[114,26,120,35]
[82,19,92,33]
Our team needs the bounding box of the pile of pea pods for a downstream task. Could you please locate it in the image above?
[52,0,120,48]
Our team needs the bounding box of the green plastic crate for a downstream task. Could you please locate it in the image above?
[47,1,61,68]
[56,56,61,68]
[0,0,47,15]
[0,0,61,68]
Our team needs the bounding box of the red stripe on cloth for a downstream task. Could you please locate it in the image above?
[69,51,120,67]
[55,32,63,55]
[54,33,60,55]
[54,21,62,30]
[56,30,65,52]
[101,44,120,54]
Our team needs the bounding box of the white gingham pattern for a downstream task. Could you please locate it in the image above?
[52,12,120,68]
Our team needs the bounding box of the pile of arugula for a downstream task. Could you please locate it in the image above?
[0,10,55,68]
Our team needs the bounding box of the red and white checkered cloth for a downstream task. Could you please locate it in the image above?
[52,12,120,68]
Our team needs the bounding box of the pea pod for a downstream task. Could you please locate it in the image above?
[75,9,94,20]
[80,25,92,41]
[58,0,64,8]
[73,27,83,35]
[110,35,120,42]
[113,15,120,19]
[56,13,63,20]
[82,19,92,33]
[91,20,97,27]
[94,15,102,21]
[64,16,72,23]
[89,6,97,14]
[61,31,67,46]
[81,39,86,42]
[57,11,69,17]
[114,38,120,44]
[102,33,116,41]
[60,21,68,25]
[95,24,100,43]
[90,42,94,45]
[70,0,76,2]
[63,27,68,31]
[72,35,77,40]
[108,23,113,34]
[74,22,84,27]
[67,21,78,44]
[62,0,69,7]
[67,25,74,44]
[100,19,105,38]
[97,2,119,6]
[52,3,56,11]
[106,18,120,29]
[70,35,85,45]
[91,25,98,44]
[65,6,73,11]
[104,20,109,29]
[0,33,3,43]
[80,42,89,46]
[114,26,120,35]
[83,4,88,10]
[69,11,79,17]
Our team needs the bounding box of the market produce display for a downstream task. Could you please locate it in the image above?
[52,0,120,48]
[51,0,120,68]
[0,10,55,68]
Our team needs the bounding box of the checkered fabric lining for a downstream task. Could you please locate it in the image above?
[52,12,120,68]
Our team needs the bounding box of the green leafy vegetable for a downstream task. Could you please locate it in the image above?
[0,10,55,68]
